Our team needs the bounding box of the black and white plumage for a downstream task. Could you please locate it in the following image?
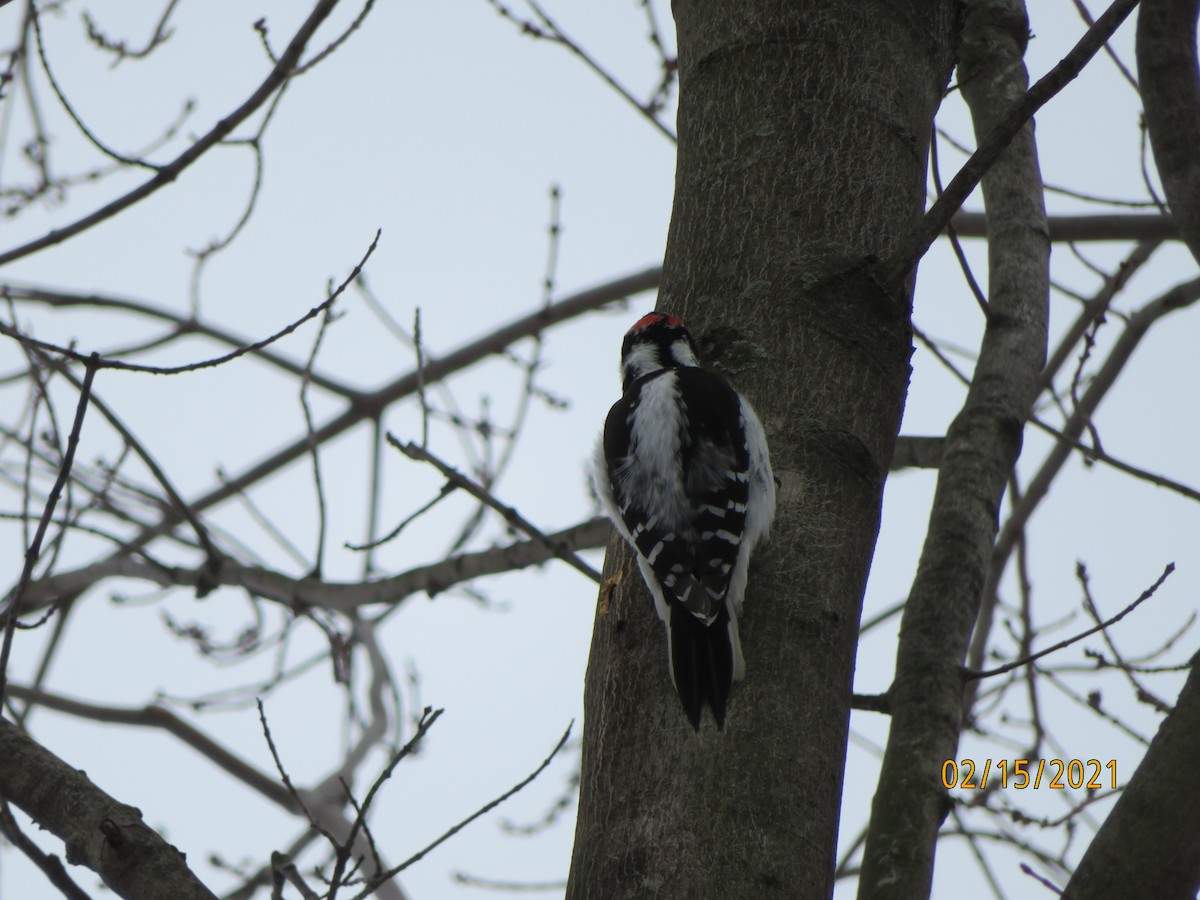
[593,312,775,730]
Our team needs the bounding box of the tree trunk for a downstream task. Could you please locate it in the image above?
[566,3,956,897]
[1062,659,1200,899]
[1138,0,1200,267]
[859,1,1050,896]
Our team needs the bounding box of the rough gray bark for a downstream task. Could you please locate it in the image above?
[0,717,217,899]
[1138,0,1200,266]
[858,1,1049,897]
[1062,659,1200,899]
[566,2,956,898]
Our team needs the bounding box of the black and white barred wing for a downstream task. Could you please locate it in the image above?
[595,368,752,623]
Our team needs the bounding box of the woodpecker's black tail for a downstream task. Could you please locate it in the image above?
[668,600,735,730]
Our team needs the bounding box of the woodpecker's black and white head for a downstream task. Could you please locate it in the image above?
[619,311,700,392]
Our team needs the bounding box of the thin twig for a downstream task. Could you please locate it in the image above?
[1036,239,1160,395]
[1029,415,1200,504]
[0,354,97,708]
[0,230,382,376]
[0,800,93,900]
[186,127,271,315]
[82,0,181,65]
[346,482,456,552]
[257,699,338,842]
[271,851,319,900]
[389,437,602,584]
[1019,862,1064,895]
[451,872,567,893]
[1039,666,1150,745]
[41,353,223,577]
[217,467,311,570]
[966,563,1174,681]
[302,299,339,576]
[292,0,378,76]
[1069,0,1139,88]
[8,683,296,810]
[327,707,442,898]
[485,0,676,142]
[0,0,345,267]
[29,5,161,170]
[350,722,574,899]
[930,126,990,316]
[1,283,360,396]
[1078,563,1172,713]
[414,308,429,448]
[949,806,1006,900]
[891,0,1141,283]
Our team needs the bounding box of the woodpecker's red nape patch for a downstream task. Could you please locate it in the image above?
[629,311,685,333]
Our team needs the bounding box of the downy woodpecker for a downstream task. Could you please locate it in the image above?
[593,312,775,729]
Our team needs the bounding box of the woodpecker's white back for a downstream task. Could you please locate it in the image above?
[593,311,775,730]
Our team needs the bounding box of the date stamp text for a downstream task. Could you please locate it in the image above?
[941,759,1116,790]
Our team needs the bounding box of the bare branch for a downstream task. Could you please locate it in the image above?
[351,722,573,899]
[891,0,1140,283]
[117,266,655,553]
[19,516,611,615]
[0,800,93,900]
[30,6,162,171]
[452,872,567,893]
[966,562,1174,680]
[82,0,181,65]
[851,693,892,714]
[390,438,602,584]
[326,707,442,896]
[862,1,1051,892]
[485,0,676,142]
[0,354,96,708]
[301,300,339,576]
[0,0,345,267]
[890,435,944,470]
[0,717,218,899]
[969,275,1200,676]
[6,684,295,811]
[959,212,1176,241]
[1037,240,1160,395]
[270,851,319,900]
[0,285,360,397]
[931,129,990,316]
[0,229,382,376]
[292,0,379,77]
